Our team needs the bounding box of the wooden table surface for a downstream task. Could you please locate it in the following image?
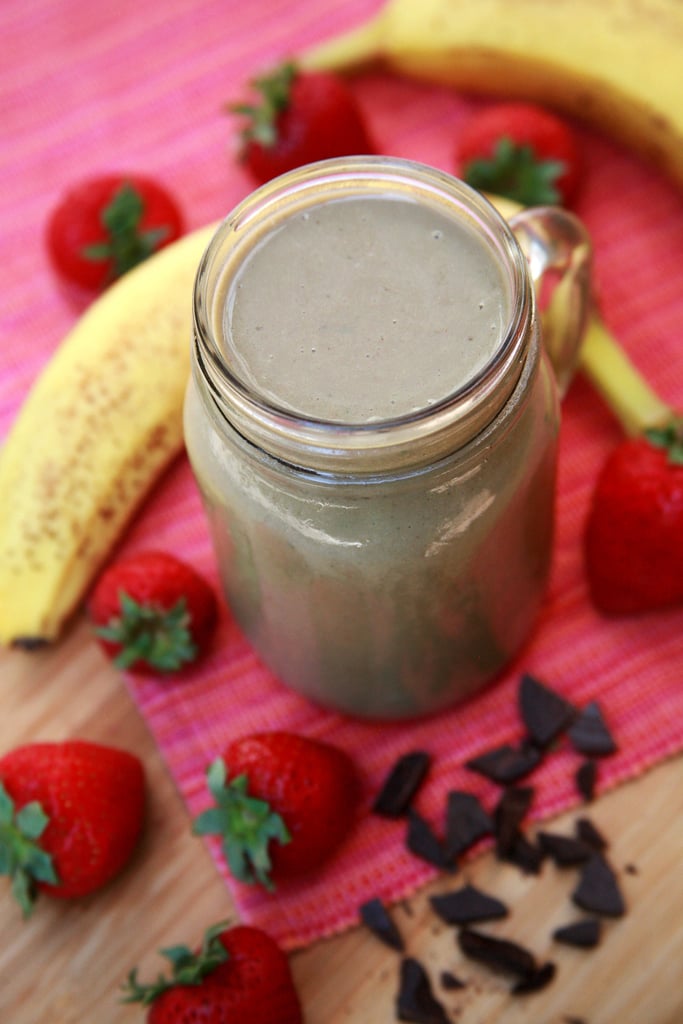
[1,617,682,1024]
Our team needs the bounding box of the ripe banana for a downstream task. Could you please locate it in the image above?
[300,0,683,190]
[0,222,217,647]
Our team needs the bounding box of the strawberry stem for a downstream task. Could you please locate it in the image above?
[464,138,565,206]
[192,757,291,891]
[579,315,675,436]
[121,921,232,1005]
[0,782,59,917]
[95,591,197,672]
[83,182,169,280]
[232,63,297,149]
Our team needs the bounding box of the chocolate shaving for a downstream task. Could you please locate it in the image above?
[444,790,494,861]
[519,673,577,748]
[494,786,535,851]
[499,831,545,875]
[457,927,537,979]
[511,960,556,994]
[572,854,626,917]
[406,809,448,869]
[575,817,608,852]
[576,759,597,802]
[493,786,542,872]
[465,742,542,784]
[553,918,602,948]
[359,897,405,951]
[537,831,593,867]
[568,702,618,757]
[373,751,431,818]
[396,957,450,1024]
[430,883,508,926]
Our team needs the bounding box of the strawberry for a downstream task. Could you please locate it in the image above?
[193,731,360,889]
[88,551,218,674]
[0,740,145,916]
[123,921,303,1023]
[233,62,374,184]
[46,174,184,299]
[456,101,582,206]
[584,426,683,614]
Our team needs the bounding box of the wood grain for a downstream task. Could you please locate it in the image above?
[0,617,681,1024]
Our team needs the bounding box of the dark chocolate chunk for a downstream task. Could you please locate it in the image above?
[519,673,577,748]
[494,786,535,854]
[373,751,432,817]
[511,960,556,994]
[553,918,602,948]
[406,809,448,869]
[430,883,508,925]
[444,790,494,860]
[576,759,597,802]
[575,816,608,852]
[457,927,537,979]
[572,854,626,917]
[568,702,618,757]
[439,970,466,990]
[563,1018,588,1024]
[396,957,450,1024]
[493,786,542,872]
[359,896,405,951]
[465,742,542,785]
[537,831,593,867]
[498,831,545,875]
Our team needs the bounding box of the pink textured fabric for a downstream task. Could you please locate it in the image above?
[2,0,683,950]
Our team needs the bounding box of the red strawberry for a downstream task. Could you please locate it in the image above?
[46,174,184,300]
[233,62,374,184]
[584,427,683,614]
[456,101,582,206]
[193,731,360,889]
[0,740,145,916]
[123,922,303,1023]
[88,551,218,674]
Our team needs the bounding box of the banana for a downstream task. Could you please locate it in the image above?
[299,0,683,190]
[0,222,217,647]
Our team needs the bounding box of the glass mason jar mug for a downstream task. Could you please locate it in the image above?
[184,157,586,720]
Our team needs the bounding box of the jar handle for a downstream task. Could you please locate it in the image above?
[509,206,593,398]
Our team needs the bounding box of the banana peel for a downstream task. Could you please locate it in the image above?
[299,0,683,191]
[0,222,217,647]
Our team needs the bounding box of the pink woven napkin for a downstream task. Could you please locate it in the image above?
[2,0,682,951]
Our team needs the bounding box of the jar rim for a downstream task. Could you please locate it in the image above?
[191,156,535,473]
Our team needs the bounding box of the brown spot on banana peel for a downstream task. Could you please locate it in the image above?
[11,637,51,652]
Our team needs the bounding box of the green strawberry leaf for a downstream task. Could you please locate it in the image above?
[15,801,50,840]
[645,422,683,465]
[464,137,565,206]
[82,181,170,279]
[230,62,297,149]
[96,591,197,672]
[122,921,232,1005]
[193,757,291,891]
[0,782,58,917]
